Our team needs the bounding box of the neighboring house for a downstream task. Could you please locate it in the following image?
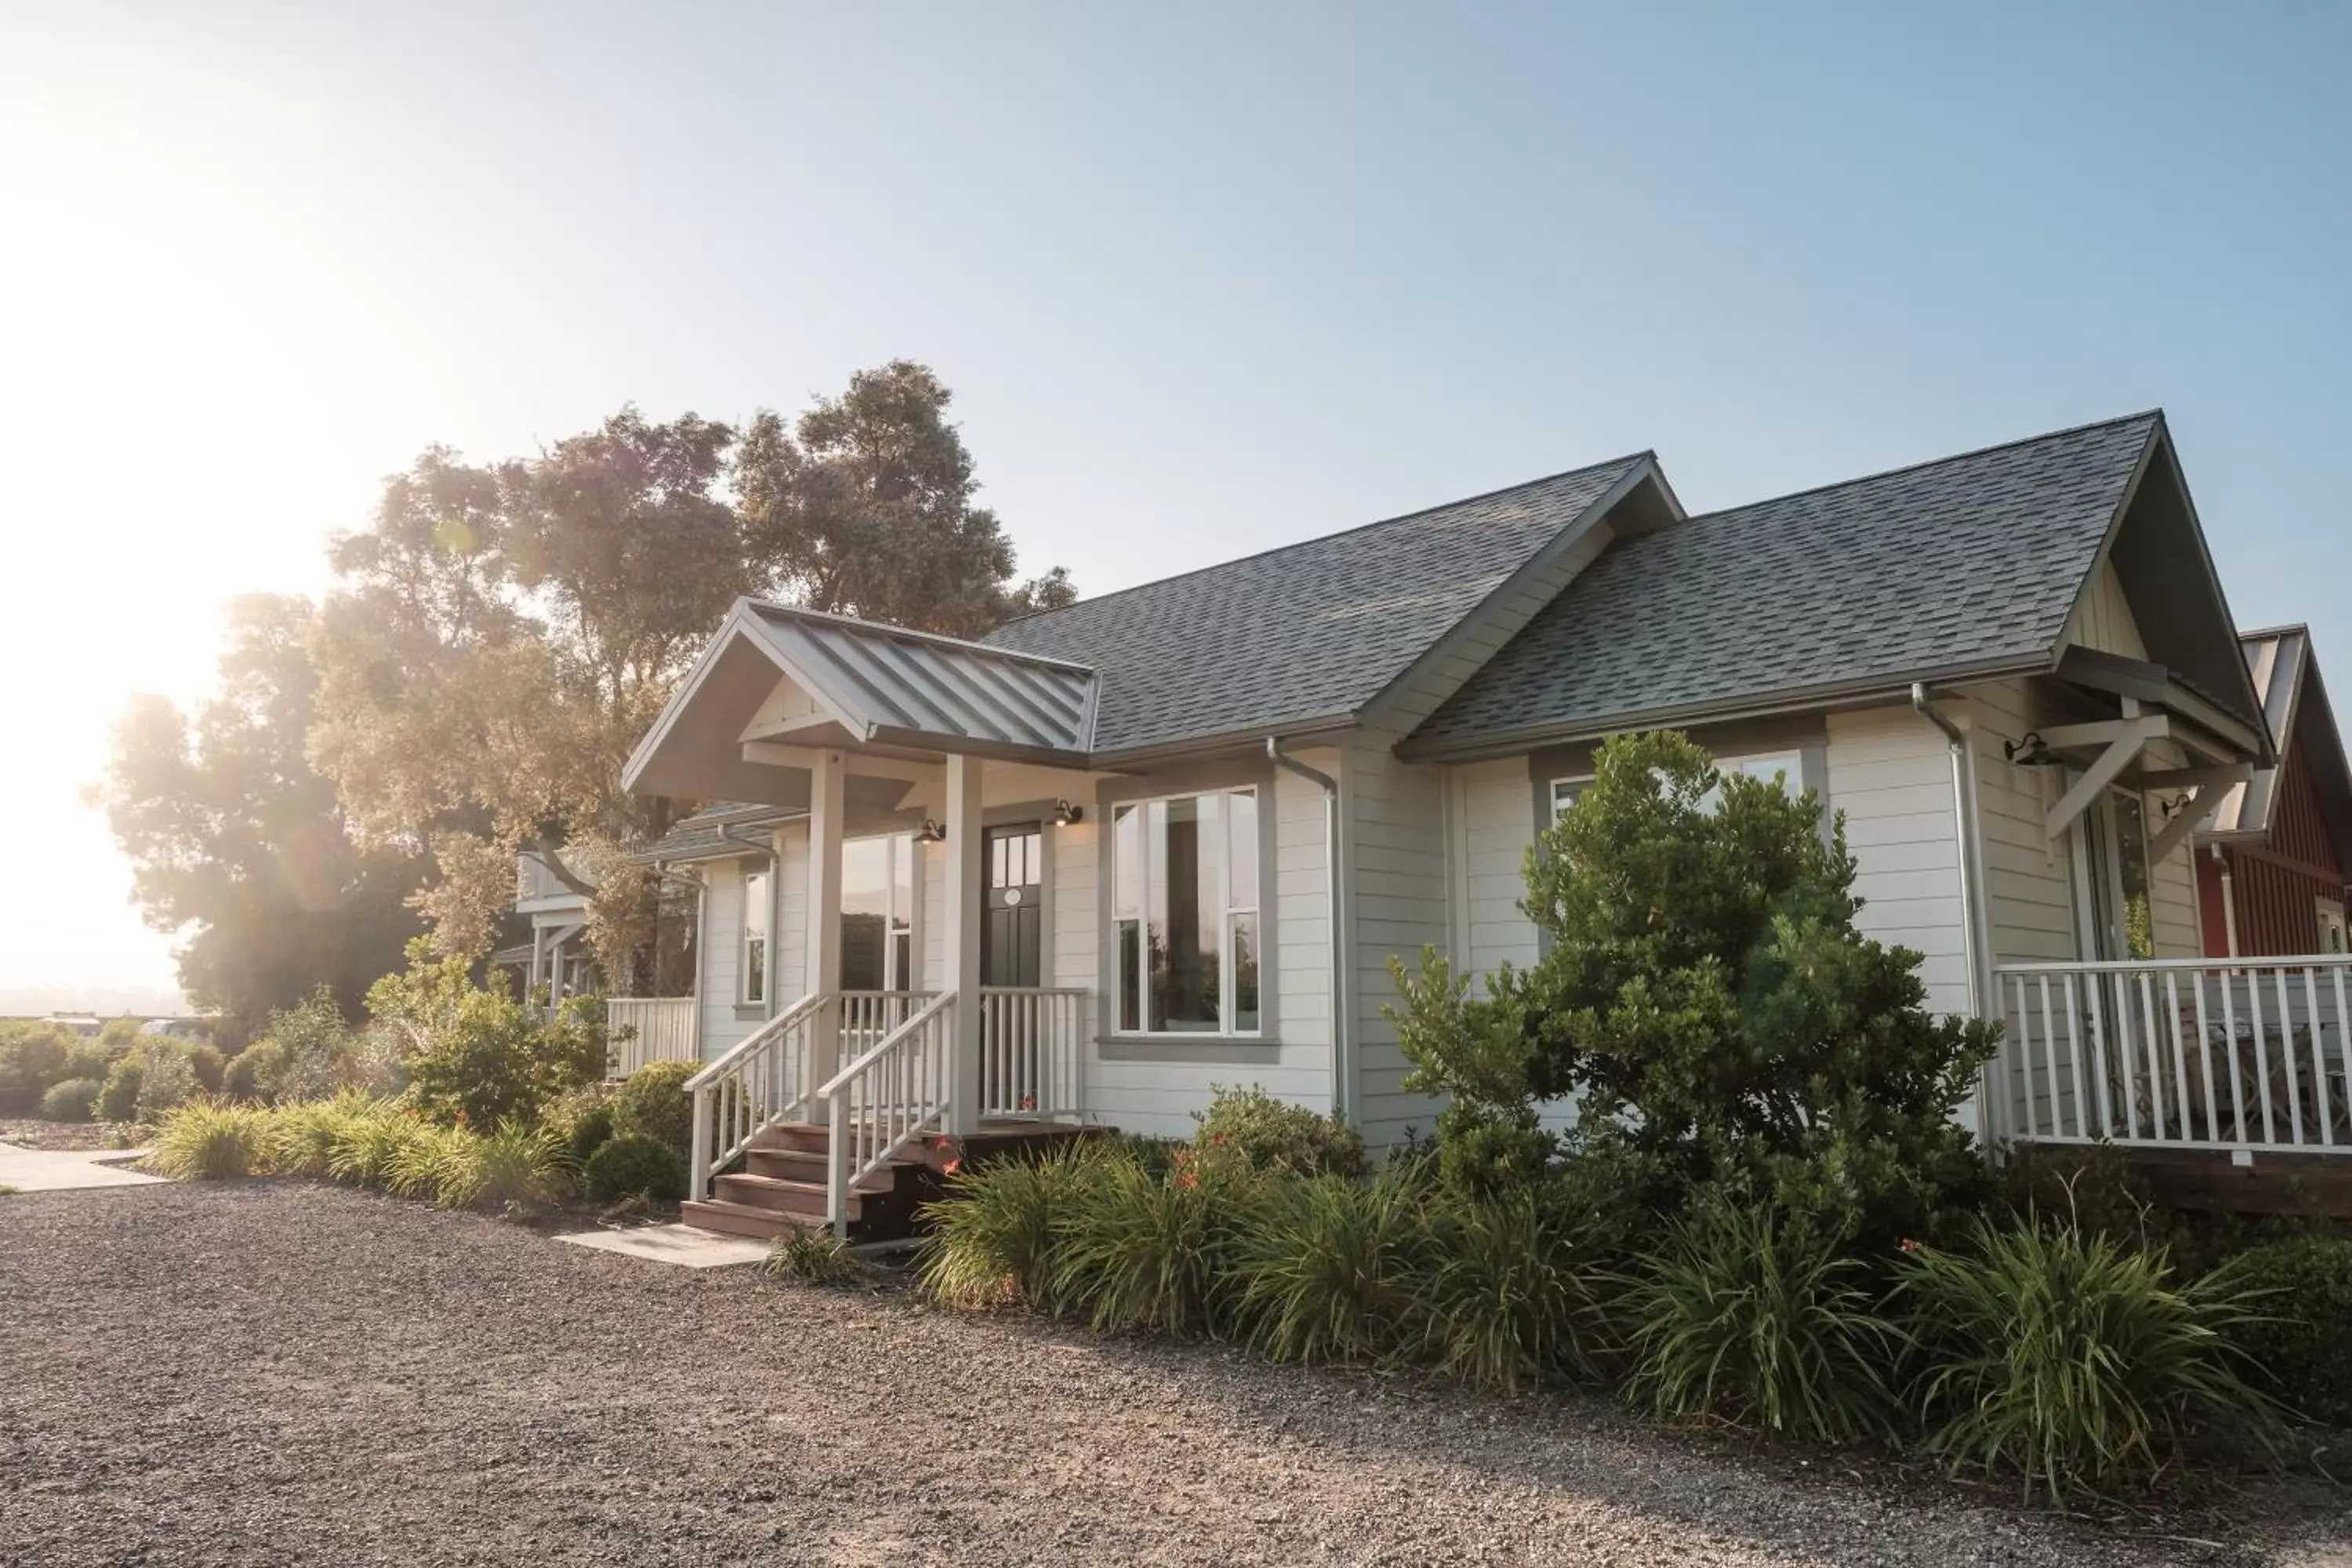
[495,848,597,1005]
[611,409,2347,1237]
[2194,627,2352,957]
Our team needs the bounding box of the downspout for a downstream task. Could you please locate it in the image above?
[2213,843,2241,959]
[1911,683,1987,1024]
[1269,737,1349,1121]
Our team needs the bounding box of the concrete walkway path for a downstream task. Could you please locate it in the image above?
[0,1139,162,1193]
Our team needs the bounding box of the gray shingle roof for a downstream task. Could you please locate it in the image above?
[1407,413,2162,753]
[982,455,1650,754]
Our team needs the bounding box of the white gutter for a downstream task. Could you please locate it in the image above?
[1268,737,1349,1121]
[1911,684,1987,1023]
[2213,842,2241,958]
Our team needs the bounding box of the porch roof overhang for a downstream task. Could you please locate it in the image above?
[624,600,1102,804]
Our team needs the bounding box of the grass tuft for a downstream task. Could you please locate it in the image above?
[1227,1167,1433,1365]
[148,1100,274,1181]
[765,1224,873,1287]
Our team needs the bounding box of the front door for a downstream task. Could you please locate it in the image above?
[982,822,1044,988]
[981,822,1044,1115]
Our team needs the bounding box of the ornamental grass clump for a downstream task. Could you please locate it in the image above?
[1412,1185,1617,1393]
[265,1091,387,1178]
[1900,1211,2284,1504]
[326,1105,437,1190]
[1624,1192,1904,1444]
[1051,1150,1235,1337]
[464,1120,575,1210]
[917,1146,1103,1310]
[149,1100,273,1181]
[1226,1167,1435,1365]
[766,1224,873,1287]
[385,1122,484,1207]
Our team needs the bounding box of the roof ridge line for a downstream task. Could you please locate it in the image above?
[742,598,1098,675]
[1675,408,2164,524]
[985,450,1654,633]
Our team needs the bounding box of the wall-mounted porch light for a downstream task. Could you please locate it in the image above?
[2004,731,2058,767]
[1053,798,1084,826]
[916,818,947,844]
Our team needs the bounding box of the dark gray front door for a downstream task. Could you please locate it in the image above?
[982,822,1043,988]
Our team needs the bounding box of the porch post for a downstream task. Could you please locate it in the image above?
[804,749,846,1102]
[942,752,984,1135]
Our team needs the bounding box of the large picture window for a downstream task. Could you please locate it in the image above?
[840,833,917,991]
[741,866,770,1004]
[1112,788,1259,1035]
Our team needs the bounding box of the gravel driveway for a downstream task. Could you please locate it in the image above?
[2,1181,2345,1567]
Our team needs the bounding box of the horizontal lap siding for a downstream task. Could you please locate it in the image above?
[1825,706,1969,1015]
[1348,739,1450,1147]
[1457,757,1540,982]
[2143,739,2202,959]
[1965,681,2081,967]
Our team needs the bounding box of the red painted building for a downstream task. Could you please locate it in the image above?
[2196,626,2352,956]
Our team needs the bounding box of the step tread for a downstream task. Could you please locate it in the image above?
[720,1170,893,1199]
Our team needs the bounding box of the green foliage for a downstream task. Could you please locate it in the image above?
[2219,1235,2352,1427]
[917,1148,1104,1310]
[1625,1191,1904,1443]
[133,1047,200,1123]
[370,942,602,1127]
[1227,1167,1434,1365]
[1412,1185,1617,1393]
[1388,731,1998,1243]
[541,1085,619,1166]
[264,1092,383,1178]
[611,1059,695,1156]
[326,1106,436,1189]
[38,1077,103,1123]
[766,1225,873,1287]
[1190,1084,1367,1181]
[583,1132,686,1203]
[385,1123,484,1204]
[95,1051,146,1123]
[1050,1152,1232,1337]
[149,1101,272,1180]
[184,1043,226,1094]
[222,1041,281,1102]
[1900,1214,2284,1503]
[97,1016,145,1049]
[0,1020,73,1113]
[466,1121,575,1210]
[1995,1146,2171,1252]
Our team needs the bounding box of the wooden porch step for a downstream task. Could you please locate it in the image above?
[711,1171,866,1220]
[744,1145,902,1188]
[679,1196,824,1243]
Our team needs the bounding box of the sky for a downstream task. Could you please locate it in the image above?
[1,2,2347,1008]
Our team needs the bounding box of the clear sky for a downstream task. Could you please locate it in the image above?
[2,2,2347,1005]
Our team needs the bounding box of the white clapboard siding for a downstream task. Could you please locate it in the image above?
[1965,681,2080,967]
[1345,736,1453,1147]
[2065,557,2149,662]
[1825,706,1970,1016]
[1453,756,1541,982]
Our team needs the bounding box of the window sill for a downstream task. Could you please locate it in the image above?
[1094,1033,1283,1063]
[732,1003,769,1022]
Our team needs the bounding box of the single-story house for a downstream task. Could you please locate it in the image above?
[598,408,2348,1236]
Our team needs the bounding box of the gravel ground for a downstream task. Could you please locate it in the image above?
[3,1181,2347,1567]
[0,1116,135,1152]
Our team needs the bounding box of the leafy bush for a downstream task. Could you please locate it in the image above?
[1625,1192,1903,1443]
[95,1051,146,1123]
[150,1101,272,1180]
[542,1085,619,1165]
[97,1016,144,1049]
[185,1043,227,1095]
[1412,1185,1617,1392]
[767,1225,872,1287]
[1051,1152,1231,1337]
[222,1037,285,1102]
[266,1093,384,1178]
[133,1047,200,1123]
[0,1020,74,1113]
[1227,1167,1433,1364]
[385,1123,483,1205]
[38,1077,103,1123]
[371,942,601,1127]
[584,1132,686,1203]
[918,1147,1103,1309]
[2220,1235,2352,1427]
[1901,1214,2283,1502]
[326,1107,437,1189]
[612,1059,695,1156]
[1388,730,1998,1241]
[466,1121,575,1210]
[1191,1085,1367,1181]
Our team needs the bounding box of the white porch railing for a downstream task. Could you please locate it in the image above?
[840,989,937,1056]
[686,993,826,1200]
[979,986,1089,1118]
[818,991,956,1229]
[1994,956,2352,1153]
[604,997,697,1079]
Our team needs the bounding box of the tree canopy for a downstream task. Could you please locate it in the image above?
[93,595,426,1040]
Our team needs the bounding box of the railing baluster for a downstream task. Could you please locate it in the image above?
[2191,969,2217,1145]
[2165,971,2192,1140]
[2272,967,2303,1147]
[2136,971,2165,1142]
[2221,967,2245,1143]
[2249,972,2275,1145]
[2335,967,2352,1149]
[2034,976,2060,1139]
[2308,965,2333,1148]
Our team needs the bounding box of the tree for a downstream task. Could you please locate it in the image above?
[311,364,1072,971]
[92,595,426,1041]
[736,360,1075,637]
[1389,730,1996,1242]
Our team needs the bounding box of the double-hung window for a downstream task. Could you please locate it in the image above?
[1550,750,1802,824]
[1112,788,1260,1035]
[840,833,917,991]
[741,866,770,1004]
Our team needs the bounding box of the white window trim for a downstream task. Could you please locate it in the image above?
[1109,785,1263,1039]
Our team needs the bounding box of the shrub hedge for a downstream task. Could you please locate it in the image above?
[612,1060,695,1156]
[584,1132,686,1203]
[38,1077,103,1123]
[2222,1234,2352,1428]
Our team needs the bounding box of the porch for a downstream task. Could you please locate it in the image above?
[1993,953,2352,1207]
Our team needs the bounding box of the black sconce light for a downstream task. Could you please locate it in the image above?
[1053,798,1084,826]
[916,818,947,844]
[2004,731,2058,768]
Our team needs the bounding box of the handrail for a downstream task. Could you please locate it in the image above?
[816,990,954,1099]
[685,991,824,1093]
[1995,953,2352,976]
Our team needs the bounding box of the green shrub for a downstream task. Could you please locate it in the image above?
[0,1021,73,1113]
[584,1132,686,1203]
[467,1121,575,1210]
[97,1016,144,1049]
[1227,1167,1434,1364]
[384,1123,481,1205]
[38,1077,103,1123]
[767,1225,873,1287]
[266,1094,384,1178]
[1051,1152,1230,1337]
[150,1101,273,1180]
[2220,1235,2352,1427]
[184,1043,227,1095]
[1412,1185,1617,1392]
[372,944,602,1127]
[133,1047,200,1123]
[223,1037,288,1102]
[95,1051,146,1123]
[918,1147,1104,1309]
[612,1059,696,1156]
[1192,1085,1367,1180]
[326,1108,437,1189]
[542,1085,619,1166]
[1901,1214,2284,1503]
[1625,1192,1903,1443]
